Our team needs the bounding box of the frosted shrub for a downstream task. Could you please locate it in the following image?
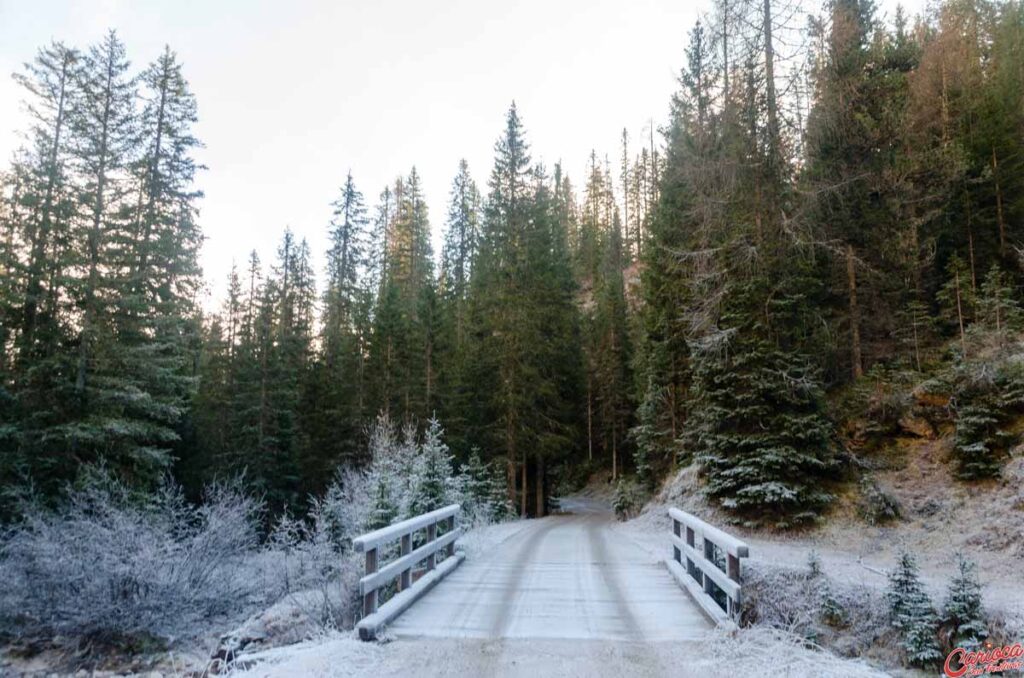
[0,469,262,644]
[266,495,362,630]
[612,477,648,520]
[742,560,887,656]
[857,478,901,525]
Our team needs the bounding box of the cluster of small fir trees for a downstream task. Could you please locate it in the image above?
[885,551,988,669]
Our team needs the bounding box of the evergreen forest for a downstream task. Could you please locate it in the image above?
[2,0,1024,532]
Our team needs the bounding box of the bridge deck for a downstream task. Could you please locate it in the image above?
[389,502,711,641]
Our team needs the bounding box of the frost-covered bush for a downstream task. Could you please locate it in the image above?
[326,413,509,532]
[742,560,887,657]
[837,365,915,439]
[0,468,263,644]
[461,449,514,525]
[612,477,648,520]
[857,478,901,525]
[261,414,511,630]
[266,494,362,630]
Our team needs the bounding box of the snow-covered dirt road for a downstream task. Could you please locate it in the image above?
[388,497,711,642]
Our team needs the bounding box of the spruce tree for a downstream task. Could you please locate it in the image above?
[104,45,203,484]
[307,172,369,490]
[468,105,583,516]
[976,263,1021,341]
[943,553,987,651]
[408,417,458,516]
[887,551,942,668]
[592,213,633,480]
[6,42,81,492]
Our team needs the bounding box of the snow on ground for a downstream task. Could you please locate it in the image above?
[623,455,1024,634]
[388,511,709,641]
[227,493,895,678]
[231,626,889,678]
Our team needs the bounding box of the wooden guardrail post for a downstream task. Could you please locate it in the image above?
[399,532,412,590]
[426,522,437,570]
[363,546,378,617]
[672,516,682,563]
[445,515,455,558]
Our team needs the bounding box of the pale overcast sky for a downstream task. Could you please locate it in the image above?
[0,0,923,305]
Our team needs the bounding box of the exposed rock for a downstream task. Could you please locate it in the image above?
[912,389,950,410]
[898,413,935,439]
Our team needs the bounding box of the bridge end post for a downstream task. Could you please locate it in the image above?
[363,547,379,618]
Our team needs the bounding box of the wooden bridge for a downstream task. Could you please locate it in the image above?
[353,498,748,641]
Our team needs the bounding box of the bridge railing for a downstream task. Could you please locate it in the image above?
[353,503,464,640]
[665,507,748,627]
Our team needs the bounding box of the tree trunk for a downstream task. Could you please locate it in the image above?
[965,190,977,293]
[992,148,1007,256]
[846,244,863,379]
[611,430,618,482]
[520,456,527,518]
[535,456,544,518]
[587,377,593,462]
[721,0,730,101]
[762,0,780,167]
[955,268,967,358]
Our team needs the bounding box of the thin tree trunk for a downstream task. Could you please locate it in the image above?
[506,417,516,509]
[587,377,593,462]
[721,0,730,101]
[955,268,967,358]
[535,456,544,518]
[611,431,618,482]
[992,148,1007,256]
[911,306,921,372]
[762,0,780,167]
[965,190,977,293]
[520,455,527,518]
[669,383,678,440]
[847,244,863,379]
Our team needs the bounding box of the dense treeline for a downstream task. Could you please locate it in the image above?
[2,0,1023,526]
[0,34,203,508]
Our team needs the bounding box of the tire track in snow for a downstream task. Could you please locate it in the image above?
[488,516,560,637]
[586,516,644,641]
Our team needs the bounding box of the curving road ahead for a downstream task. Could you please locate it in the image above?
[388,497,711,643]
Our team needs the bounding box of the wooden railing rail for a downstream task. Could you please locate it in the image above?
[353,503,463,640]
[665,507,749,627]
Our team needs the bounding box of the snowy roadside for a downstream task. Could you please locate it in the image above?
[230,626,889,678]
[615,498,1024,633]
